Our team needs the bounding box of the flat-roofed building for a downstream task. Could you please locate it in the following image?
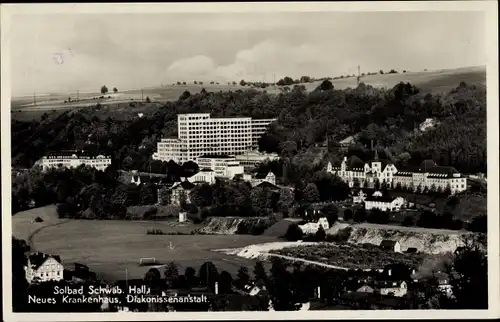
[195,154,244,179]
[152,113,276,163]
[234,150,280,170]
[39,150,111,171]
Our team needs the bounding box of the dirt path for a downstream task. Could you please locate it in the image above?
[261,253,349,271]
[27,219,71,252]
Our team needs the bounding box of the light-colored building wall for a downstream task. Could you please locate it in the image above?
[379,281,408,297]
[299,217,330,234]
[186,170,216,184]
[25,255,64,284]
[393,172,467,195]
[364,197,405,212]
[153,114,276,163]
[40,152,111,171]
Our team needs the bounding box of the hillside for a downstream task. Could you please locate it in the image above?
[301,66,486,94]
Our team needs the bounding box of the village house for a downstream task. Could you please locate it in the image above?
[380,240,401,253]
[377,280,408,297]
[130,174,162,185]
[184,168,216,184]
[299,217,330,234]
[248,171,276,187]
[25,252,64,284]
[435,272,454,298]
[169,181,195,205]
[352,189,383,204]
[364,195,406,212]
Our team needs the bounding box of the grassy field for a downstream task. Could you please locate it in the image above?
[11,66,486,122]
[12,207,277,282]
[11,205,65,241]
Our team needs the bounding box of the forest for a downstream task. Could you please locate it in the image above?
[12,80,486,176]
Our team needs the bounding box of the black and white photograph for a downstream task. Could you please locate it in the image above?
[1,2,498,320]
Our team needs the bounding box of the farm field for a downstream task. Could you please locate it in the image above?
[11,66,486,121]
[269,243,446,270]
[13,209,277,282]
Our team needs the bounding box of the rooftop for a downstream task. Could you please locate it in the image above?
[28,252,61,270]
[198,154,236,159]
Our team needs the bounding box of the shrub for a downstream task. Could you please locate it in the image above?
[343,209,354,221]
[402,215,415,227]
[285,223,303,241]
[146,228,165,235]
[34,216,44,223]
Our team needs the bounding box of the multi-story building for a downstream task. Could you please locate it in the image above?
[195,155,244,179]
[25,252,64,284]
[251,118,276,146]
[327,154,467,195]
[39,150,112,171]
[234,150,280,170]
[326,152,398,188]
[153,138,187,164]
[392,160,467,195]
[152,113,276,163]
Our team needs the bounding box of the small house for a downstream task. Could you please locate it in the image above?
[364,195,405,212]
[357,285,375,294]
[380,240,401,253]
[169,181,195,205]
[179,212,187,223]
[377,280,408,297]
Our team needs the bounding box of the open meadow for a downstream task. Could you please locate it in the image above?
[11,66,486,122]
[12,206,276,282]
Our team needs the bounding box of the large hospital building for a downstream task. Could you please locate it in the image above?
[152,113,276,163]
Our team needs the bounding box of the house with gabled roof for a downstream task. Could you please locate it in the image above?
[169,181,196,205]
[380,240,401,253]
[326,151,398,188]
[25,252,64,284]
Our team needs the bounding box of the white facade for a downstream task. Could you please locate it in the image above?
[353,190,383,204]
[251,172,276,187]
[234,150,280,170]
[179,212,187,223]
[364,196,406,212]
[186,169,216,184]
[25,253,64,284]
[393,171,467,195]
[152,138,187,164]
[379,281,408,297]
[327,156,398,188]
[152,113,276,163]
[40,151,111,171]
[299,217,330,234]
[195,156,244,179]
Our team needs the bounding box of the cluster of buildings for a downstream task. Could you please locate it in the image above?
[37,150,112,172]
[152,113,277,164]
[326,152,467,195]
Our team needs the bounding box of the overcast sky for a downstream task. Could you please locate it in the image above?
[11,11,486,96]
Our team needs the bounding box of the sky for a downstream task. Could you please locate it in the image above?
[10,11,487,97]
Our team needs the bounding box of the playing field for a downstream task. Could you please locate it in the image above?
[12,206,276,282]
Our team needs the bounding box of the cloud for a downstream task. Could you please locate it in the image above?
[165,39,333,82]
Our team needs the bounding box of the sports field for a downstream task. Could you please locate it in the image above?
[12,206,276,282]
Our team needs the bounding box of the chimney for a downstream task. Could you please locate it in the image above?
[214,282,219,295]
